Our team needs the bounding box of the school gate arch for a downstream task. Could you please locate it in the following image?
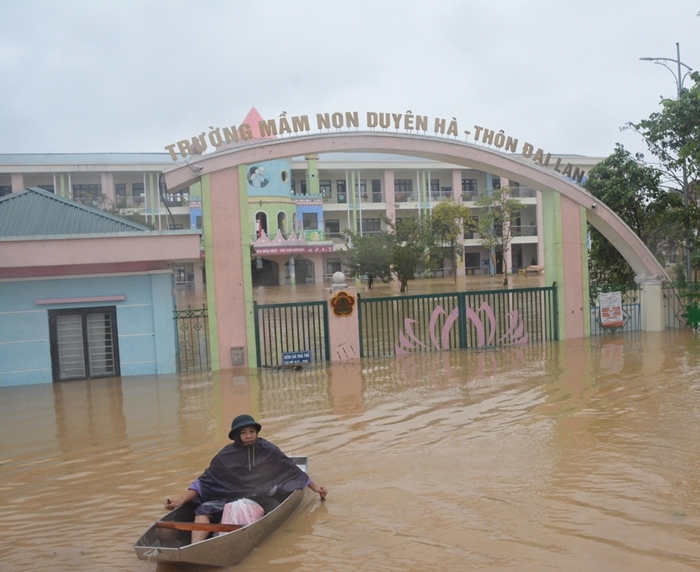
[163,132,667,370]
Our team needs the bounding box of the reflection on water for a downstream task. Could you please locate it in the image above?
[2,331,700,571]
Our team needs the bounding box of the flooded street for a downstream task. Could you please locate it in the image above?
[3,330,700,571]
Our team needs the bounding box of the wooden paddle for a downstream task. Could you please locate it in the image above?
[156,521,243,533]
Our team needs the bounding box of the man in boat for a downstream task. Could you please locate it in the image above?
[165,414,327,543]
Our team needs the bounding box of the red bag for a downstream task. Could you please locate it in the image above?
[221,498,265,526]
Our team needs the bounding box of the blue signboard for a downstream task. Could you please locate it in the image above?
[282,350,312,365]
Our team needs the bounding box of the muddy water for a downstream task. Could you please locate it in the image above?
[2,331,700,571]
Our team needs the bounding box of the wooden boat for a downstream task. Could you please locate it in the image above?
[134,456,308,567]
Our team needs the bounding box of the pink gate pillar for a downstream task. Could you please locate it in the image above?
[325,273,361,361]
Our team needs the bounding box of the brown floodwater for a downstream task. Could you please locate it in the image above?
[3,330,700,572]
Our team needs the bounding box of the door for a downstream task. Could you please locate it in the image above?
[49,307,120,381]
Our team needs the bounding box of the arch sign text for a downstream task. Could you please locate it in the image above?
[165,111,587,184]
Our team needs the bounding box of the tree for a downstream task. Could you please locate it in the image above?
[90,193,155,229]
[389,217,426,292]
[475,187,521,286]
[426,200,473,282]
[627,71,700,280]
[343,231,394,288]
[583,144,678,288]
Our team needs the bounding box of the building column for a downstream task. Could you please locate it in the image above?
[314,254,324,284]
[452,169,465,277]
[288,255,296,285]
[501,177,513,279]
[194,260,205,290]
[11,173,24,193]
[101,172,115,204]
[536,190,545,265]
[635,274,666,331]
[384,170,395,223]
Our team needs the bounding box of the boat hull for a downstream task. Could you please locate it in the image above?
[134,456,307,567]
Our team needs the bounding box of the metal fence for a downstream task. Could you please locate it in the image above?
[357,286,558,358]
[663,282,700,330]
[173,305,210,372]
[254,301,330,367]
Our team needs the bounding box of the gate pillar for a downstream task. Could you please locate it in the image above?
[325,273,360,361]
[635,274,666,331]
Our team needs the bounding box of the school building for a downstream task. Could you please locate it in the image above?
[0,146,601,290]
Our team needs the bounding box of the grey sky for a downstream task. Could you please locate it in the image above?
[1,0,698,159]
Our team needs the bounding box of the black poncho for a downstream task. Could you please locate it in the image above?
[195,438,309,502]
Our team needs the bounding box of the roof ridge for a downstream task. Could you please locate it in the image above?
[0,187,152,236]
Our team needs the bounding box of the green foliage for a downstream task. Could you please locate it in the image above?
[426,200,473,281]
[583,144,677,286]
[343,231,394,288]
[475,188,521,285]
[390,217,427,292]
[626,71,700,265]
[94,193,155,229]
[629,71,700,182]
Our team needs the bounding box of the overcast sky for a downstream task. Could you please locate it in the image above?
[1,0,698,159]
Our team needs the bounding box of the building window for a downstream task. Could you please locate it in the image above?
[327,259,342,275]
[325,219,340,237]
[492,177,501,190]
[291,180,296,195]
[320,180,332,198]
[38,185,55,193]
[464,252,480,271]
[337,180,347,203]
[462,179,477,192]
[300,180,307,195]
[115,183,126,207]
[0,186,12,197]
[48,306,120,382]
[361,218,381,233]
[371,179,382,202]
[173,265,187,283]
[461,179,477,200]
[303,212,318,230]
[354,179,367,200]
[72,184,101,203]
[395,179,413,202]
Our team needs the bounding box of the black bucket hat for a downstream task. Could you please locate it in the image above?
[228,414,262,440]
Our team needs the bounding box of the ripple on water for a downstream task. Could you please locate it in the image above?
[2,333,700,571]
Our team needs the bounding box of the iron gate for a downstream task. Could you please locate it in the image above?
[358,285,558,358]
[254,301,330,367]
[174,305,210,372]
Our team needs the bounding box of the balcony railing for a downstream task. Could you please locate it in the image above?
[430,189,454,200]
[461,187,537,201]
[511,225,538,237]
[509,186,537,198]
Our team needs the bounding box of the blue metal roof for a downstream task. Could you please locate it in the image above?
[0,188,151,237]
